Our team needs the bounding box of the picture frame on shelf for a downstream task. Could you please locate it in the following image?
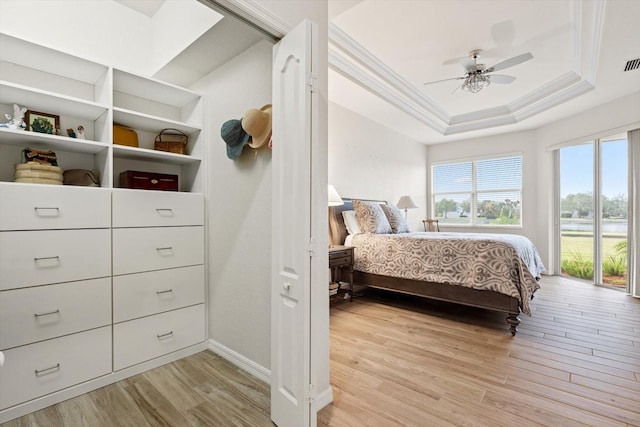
[25,110,60,135]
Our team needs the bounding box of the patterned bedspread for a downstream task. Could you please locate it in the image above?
[349,232,546,315]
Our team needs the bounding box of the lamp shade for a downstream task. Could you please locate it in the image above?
[328,185,344,206]
[396,195,417,210]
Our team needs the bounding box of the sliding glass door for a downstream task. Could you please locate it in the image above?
[558,134,628,288]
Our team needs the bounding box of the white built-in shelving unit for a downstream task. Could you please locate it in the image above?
[0,33,203,192]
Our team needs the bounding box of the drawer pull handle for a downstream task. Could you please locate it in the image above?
[34,256,60,262]
[157,331,173,340]
[35,363,60,377]
[155,208,174,216]
[156,246,173,252]
[34,309,60,318]
[34,207,60,216]
[156,289,173,295]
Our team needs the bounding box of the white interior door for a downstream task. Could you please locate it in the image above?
[271,20,315,427]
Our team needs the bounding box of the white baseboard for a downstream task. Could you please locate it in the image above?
[314,386,334,411]
[207,338,271,384]
[207,339,334,416]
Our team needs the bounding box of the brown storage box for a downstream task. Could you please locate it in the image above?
[154,128,188,154]
[113,125,139,147]
[119,171,178,191]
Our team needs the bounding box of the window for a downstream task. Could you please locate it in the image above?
[432,155,522,226]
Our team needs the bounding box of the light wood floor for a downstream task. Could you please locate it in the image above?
[319,275,640,426]
[2,351,273,427]
[4,276,639,426]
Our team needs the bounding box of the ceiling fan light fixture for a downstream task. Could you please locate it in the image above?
[461,73,490,93]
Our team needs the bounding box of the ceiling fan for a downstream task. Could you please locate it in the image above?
[424,49,533,93]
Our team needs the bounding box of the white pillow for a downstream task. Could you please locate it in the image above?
[342,210,362,235]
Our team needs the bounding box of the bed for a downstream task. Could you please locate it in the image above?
[329,199,546,335]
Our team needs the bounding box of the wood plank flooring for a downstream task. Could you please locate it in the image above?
[319,275,640,427]
[4,276,639,426]
[2,351,273,427]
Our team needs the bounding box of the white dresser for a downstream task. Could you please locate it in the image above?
[0,184,112,410]
[0,185,206,416]
[111,190,205,371]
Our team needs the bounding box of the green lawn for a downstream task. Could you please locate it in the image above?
[560,234,626,259]
[561,233,627,287]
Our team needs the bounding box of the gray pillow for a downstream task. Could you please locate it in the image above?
[381,204,411,233]
[353,200,392,234]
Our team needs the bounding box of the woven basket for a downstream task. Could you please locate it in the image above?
[154,128,188,154]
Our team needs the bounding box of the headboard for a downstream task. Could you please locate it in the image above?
[329,198,386,246]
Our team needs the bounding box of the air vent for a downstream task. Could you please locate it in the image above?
[624,58,640,71]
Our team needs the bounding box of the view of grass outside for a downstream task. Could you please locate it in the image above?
[560,221,627,288]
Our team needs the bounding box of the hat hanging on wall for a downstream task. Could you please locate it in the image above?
[221,118,250,160]
[242,104,272,149]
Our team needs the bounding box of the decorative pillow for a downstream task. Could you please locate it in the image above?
[342,210,362,235]
[353,200,392,234]
[381,204,411,233]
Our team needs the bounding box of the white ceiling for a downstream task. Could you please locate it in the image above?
[328,0,640,144]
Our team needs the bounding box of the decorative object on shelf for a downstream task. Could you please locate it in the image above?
[63,169,100,187]
[242,104,272,149]
[76,125,85,139]
[66,128,76,138]
[221,118,250,160]
[14,162,63,185]
[113,124,139,147]
[0,104,27,130]
[25,110,60,134]
[21,147,59,166]
[396,195,418,219]
[119,170,179,191]
[154,128,188,154]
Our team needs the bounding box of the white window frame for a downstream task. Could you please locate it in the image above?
[431,154,523,228]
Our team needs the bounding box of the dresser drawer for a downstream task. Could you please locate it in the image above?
[0,229,111,290]
[112,190,203,227]
[112,226,203,275]
[0,183,110,231]
[0,278,111,349]
[113,265,204,323]
[0,326,112,410]
[113,304,205,370]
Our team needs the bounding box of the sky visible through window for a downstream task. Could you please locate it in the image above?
[560,139,627,198]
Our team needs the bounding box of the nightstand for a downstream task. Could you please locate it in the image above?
[329,245,354,301]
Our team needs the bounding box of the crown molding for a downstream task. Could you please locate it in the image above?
[586,0,606,83]
[203,0,291,39]
[329,49,447,133]
[329,0,606,137]
[514,80,595,122]
[329,23,450,124]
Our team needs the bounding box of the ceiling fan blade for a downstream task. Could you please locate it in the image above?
[458,57,477,73]
[485,52,533,73]
[488,74,516,84]
[423,76,465,86]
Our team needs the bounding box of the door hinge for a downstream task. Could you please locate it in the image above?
[305,383,316,402]
[307,73,318,92]
[306,237,317,257]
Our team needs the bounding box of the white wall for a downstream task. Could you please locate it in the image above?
[190,40,273,371]
[329,102,428,232]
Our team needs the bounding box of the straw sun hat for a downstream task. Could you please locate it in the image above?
[242,104,272,148]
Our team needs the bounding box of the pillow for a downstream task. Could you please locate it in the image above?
[381,204,411,233]
[353,200,392,234]
[342,210,362,235]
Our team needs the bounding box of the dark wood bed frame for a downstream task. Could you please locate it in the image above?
[330,199,522,335]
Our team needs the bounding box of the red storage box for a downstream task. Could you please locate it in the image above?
[119,170,178,191]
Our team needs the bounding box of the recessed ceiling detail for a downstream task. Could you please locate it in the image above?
[328,0,607,137]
